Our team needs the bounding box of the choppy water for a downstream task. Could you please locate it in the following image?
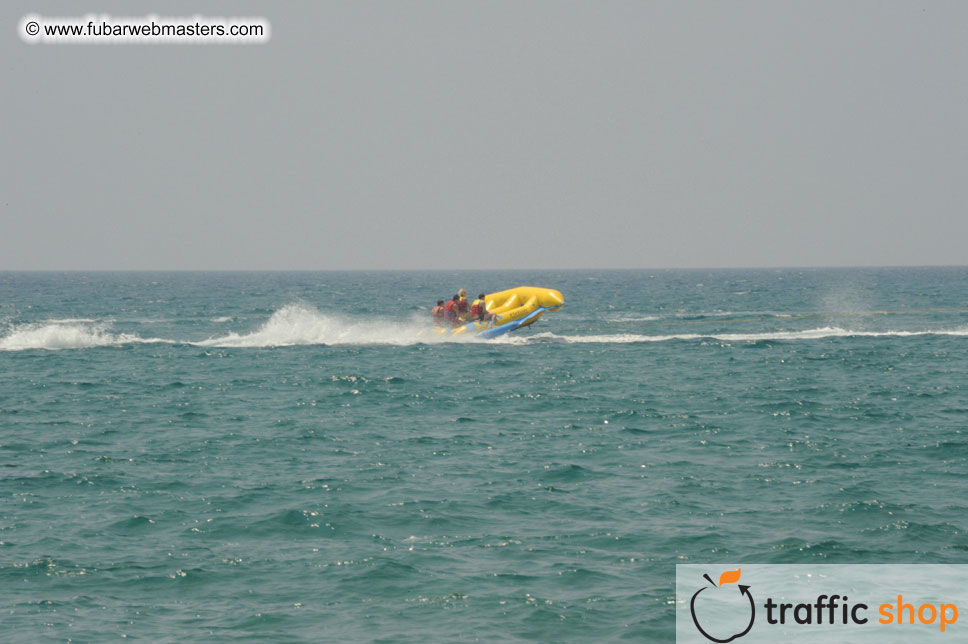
[1,268,966,642]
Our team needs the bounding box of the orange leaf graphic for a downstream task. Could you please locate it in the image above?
[719,568,741,586]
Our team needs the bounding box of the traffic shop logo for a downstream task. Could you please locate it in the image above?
[689,569,755,643]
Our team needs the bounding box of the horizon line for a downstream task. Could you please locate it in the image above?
[0,264,966,273]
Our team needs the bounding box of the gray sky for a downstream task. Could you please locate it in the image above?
[3,1,967,269]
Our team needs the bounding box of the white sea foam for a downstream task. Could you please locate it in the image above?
[196,303,476,348]
[42,317,99,323]
[604,314,661,322]
[0,321,169,351]
[502,326,968,345]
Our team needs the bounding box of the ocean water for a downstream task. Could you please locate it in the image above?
[1,268,966,642]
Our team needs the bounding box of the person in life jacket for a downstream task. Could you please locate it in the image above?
[431,300,446,327]
[455,288,470,322]
[443,295,460,326]
[471,293,496,324]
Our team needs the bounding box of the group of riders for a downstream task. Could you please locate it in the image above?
[431,288,497,328]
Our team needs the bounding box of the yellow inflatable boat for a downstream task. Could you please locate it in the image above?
[445,286,564,338]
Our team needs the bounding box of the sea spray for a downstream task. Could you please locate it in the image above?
[0,319,165,351]
[196,302,482,348]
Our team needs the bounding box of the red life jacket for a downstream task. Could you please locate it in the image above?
[456,298,469,314]
[444,300,457,318]
[471,299,486,319]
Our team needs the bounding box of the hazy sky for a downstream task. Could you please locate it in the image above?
[4,1,966,269]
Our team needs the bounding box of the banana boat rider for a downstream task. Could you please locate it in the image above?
[471,293,496,323]
[431,300,446,327]
[443,294,460,326]
[433,291,494,328]
[455,288,471,323]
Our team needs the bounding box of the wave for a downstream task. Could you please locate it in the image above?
[600,311,798,324]
[3,311,965,351]
[501,326,968,345]
[0,320,170,352]
[196,303,476,348]
[42,317,98,323]
[603,314,661,322]
[671,310,796,320]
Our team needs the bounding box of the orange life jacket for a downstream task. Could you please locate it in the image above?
[444,300,458,323]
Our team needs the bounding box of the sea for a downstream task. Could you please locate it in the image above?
[1,268,966,642]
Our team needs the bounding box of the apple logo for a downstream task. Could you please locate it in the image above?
[689,569,755,643]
